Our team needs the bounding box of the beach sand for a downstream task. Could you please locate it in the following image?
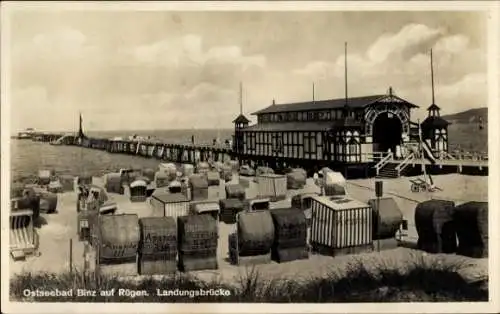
[9,173,488,285]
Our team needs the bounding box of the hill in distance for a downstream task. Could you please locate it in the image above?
[441,107,487,124]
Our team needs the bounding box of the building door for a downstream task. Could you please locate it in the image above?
[372,112,403,153]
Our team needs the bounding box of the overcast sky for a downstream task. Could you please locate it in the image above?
[7,10,487,132]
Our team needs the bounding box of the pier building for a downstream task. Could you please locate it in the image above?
[233,87,421,175]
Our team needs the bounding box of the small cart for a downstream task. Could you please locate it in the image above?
[409,178,442,193]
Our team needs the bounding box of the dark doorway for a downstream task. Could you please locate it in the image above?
[372,113,402,153]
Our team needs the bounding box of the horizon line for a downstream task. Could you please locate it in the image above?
[10,127,235,135]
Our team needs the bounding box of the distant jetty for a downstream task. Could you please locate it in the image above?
[15,128,35,140]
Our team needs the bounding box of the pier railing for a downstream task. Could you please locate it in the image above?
[361,152,387,163]
[445,151,488,162]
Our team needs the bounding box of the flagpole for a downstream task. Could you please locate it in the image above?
[80,112,83,178]
[344,42,348,107]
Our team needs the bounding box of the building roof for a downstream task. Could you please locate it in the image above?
[241,120,362,132]
[427,103,441,111]
[422,116,450,128]
[232,114,251,124]
[252,94,418,115]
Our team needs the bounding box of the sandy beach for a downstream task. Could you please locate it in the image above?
[9,172,488,286]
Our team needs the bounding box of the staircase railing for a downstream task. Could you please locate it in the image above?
[374,152,393,176]
[395,152,415,177]
[445,152,456,160]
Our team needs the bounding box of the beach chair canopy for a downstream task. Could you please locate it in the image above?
[130,180,147,188]
[192,202,220,214]
[79,184,109,204]
[321,170,346,186]
[159,163,177,171]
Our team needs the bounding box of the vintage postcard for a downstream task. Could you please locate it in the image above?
[1,1,499,313]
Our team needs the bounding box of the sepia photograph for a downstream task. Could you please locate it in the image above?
[1,1,498,313]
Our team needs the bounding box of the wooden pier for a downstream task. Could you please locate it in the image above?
[28,132,234,165]
[102,139,234,164]
[21,131,488,178]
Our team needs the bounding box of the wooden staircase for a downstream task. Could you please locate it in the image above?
[376,163,399,179]
[374,151,416,179]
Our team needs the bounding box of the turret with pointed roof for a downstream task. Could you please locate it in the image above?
[422,103,450,129]
[233,82,250,153]
[233,114,251,125]
[420,50,450,153]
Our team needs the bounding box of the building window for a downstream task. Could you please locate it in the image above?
[272,133,283,154]
[303,133,310,158]
[348,140,359,161]
[243,133,248,153]
[246,133,252,151]
[303,132,317,159]
[353,131,360,142]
